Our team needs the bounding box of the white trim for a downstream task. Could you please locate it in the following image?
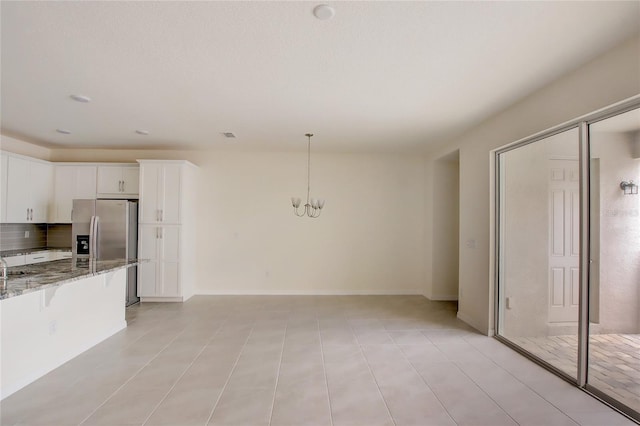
[140,296,184,302]
[428,295,459,301]
[193,289,422,296]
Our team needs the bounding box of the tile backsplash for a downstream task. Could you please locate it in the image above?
[0,223,71,251]
[47,224,72,248]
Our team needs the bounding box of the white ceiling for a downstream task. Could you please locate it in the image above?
[1,1,639,153]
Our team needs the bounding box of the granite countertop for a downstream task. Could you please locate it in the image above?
[0,247,72,257]
[0,258,139,300]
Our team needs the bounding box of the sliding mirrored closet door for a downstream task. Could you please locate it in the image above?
[587,108,640,418]
[496,101,640,422]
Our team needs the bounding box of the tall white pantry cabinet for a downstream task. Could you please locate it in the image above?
[137,160,197,302]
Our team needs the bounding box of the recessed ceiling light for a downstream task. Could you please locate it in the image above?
[135,129,150,135]
[56,128,72,134]
[222,132,236,139]
[70,94,91,103]
[313,4,335,20]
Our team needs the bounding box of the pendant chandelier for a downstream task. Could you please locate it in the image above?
[291,133,325,218]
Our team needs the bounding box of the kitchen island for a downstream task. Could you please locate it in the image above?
[0,258,138,399]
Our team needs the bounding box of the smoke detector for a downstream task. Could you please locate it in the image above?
[222,132,236,139]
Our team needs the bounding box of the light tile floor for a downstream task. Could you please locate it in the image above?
[0,296,636,426]
[512,334,640,414]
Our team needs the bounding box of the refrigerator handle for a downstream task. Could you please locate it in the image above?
[89,215,99,259]
[93,216,100,258]
[89,216,95,259]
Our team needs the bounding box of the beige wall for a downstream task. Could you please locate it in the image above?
[46,148,426,295]
[430,152,459,300]
[2,33,638,333]
[426,34,640,334]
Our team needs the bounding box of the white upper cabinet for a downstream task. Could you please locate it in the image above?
[5,155,53,223]
[96,165,139,198]
[53,165,97,223]
[139,162,183,224]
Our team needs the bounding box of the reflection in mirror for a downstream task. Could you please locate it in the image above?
[498,127,580,379]
[588,107,640,416]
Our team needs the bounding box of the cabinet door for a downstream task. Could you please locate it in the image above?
[30,161,53,223]
[138,261,158,297]
[6,156,31,222]
[76,166,97,199]
[121,167,139,196]
[54,166,75,223]
[54,166,97,223]
[161,164,182,224]
[160,261,180,297]
[0,153,8,222]
[97,167,122,194]
[138,225,159,261]
[139,164,161,223]
[159,226,180,262]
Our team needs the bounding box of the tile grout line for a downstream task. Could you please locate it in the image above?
[140,319,227,426]
[352,324,397,426]
[267,318,287,426]
[78,320,193,425]
[395,332,459,426]
[317,318,335,426]
[461,336,580,426]
[203,318,254,426]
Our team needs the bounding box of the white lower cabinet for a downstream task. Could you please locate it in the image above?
[138,225,182,299]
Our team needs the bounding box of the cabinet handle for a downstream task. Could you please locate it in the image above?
[122,180,125,192]
[33,256,45,260]
[159,228,163,239]
[160,209,163,222]
[29,208,33,221]
[26,208,30,220]
[156,228,159,239]
[119,180,123,192]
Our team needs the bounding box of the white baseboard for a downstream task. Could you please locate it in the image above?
[194,289,422,296]
[428,295,459,301]
[140,296,184,302]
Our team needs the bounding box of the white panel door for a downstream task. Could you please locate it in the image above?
[548,159,580,323]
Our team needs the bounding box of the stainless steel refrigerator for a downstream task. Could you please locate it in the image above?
[72,199,139,306]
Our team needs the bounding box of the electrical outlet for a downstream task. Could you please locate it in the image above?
[24,231,30,238]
